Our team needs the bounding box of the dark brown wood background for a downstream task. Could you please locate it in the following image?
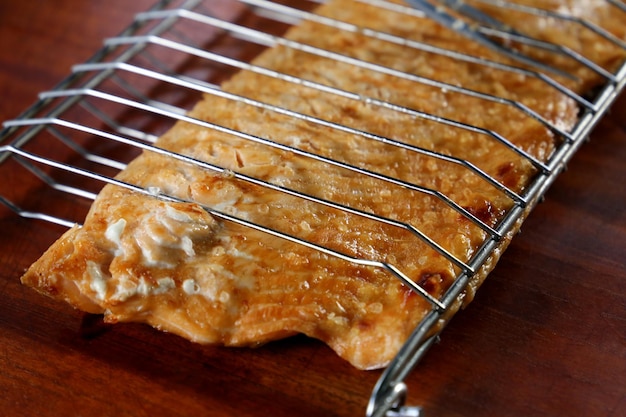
[1,1,624,416]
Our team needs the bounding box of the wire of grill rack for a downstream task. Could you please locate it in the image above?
[1,1,625,416]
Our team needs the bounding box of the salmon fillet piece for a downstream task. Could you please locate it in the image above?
[21,0,625,370]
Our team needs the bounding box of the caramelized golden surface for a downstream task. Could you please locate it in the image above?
[22,0,625,369]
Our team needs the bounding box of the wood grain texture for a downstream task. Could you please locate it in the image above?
[0,1,624,416]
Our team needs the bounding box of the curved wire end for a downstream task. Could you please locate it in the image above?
[367,382,423,417]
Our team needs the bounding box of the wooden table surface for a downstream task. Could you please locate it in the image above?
[1,1,624,416]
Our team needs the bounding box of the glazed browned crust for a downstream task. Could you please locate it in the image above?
[21,0,625,370]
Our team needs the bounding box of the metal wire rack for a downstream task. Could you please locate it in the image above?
[1,0,624,416]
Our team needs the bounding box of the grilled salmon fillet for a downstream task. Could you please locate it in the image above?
[21,0,626,370]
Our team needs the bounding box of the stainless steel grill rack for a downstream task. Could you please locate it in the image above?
[1,1,624,416]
